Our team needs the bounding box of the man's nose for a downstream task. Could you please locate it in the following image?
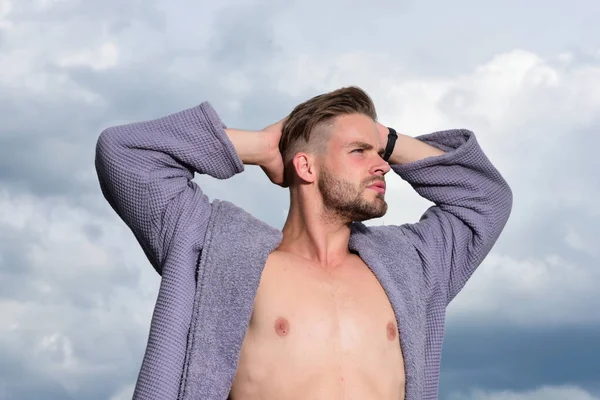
[372,156,391,175]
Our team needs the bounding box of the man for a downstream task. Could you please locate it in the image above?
[95,86,512,400]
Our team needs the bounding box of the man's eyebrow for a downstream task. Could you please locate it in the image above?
[346,141,385,155]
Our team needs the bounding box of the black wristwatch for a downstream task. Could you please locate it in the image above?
[382,127,397,162]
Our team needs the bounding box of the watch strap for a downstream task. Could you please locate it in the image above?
[383,127,397,162]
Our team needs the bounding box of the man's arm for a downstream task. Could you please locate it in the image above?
[382,128,447,165]
[383,127,513,304]
[95,102,277,275]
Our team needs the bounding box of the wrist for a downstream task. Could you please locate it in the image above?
[225,129,270,166]
[382,127,398,162]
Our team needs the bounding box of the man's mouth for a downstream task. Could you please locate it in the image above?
[367,181,386,194]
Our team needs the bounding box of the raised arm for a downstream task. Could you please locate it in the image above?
[95,102,283,275]
[95,102,287,400]
[383,126,513,304]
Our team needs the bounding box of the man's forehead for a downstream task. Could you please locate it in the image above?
[330,114,380,144]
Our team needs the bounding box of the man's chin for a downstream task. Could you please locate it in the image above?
[353,204,388,222]
[363,192,387,207]
[373,200,389,218]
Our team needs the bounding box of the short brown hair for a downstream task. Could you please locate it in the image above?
[279,86,377,180]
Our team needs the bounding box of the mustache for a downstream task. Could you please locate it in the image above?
[363,177,385,187]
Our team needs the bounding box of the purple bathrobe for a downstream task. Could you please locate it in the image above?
[95,101,512,400]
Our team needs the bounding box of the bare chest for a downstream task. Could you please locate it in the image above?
[250,253,402,355]
[232,252,406,399]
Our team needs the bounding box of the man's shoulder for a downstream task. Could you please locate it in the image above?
[350,221,409,243]
[350,222,420,262]
[350,222,434,300]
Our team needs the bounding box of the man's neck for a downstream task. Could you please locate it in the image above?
[278,200,352,269]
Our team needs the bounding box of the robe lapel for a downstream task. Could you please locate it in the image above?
[349,222,425,400]
[181,201,282,400]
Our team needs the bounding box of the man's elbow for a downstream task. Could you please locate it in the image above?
[95,125,129,176]
[497,178,514,227]
[481,180,513,247]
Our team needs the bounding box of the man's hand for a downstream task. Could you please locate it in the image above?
[260,117,288,188]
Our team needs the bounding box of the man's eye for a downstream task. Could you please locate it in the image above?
[352,149,364,153]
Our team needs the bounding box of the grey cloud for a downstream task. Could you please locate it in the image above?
[0,34,284,198]
[1,0,599,399]
[0,225,34,276]
[0,132,90,198]
[488,122,600,259]
[439,324,600,398]
[0,257,146,400]
[8,0,164,31]
[0,211,141,307]
[0,352,74,400]
[208,1,284,69]
[0,346,137,400]
[0,5,295,398]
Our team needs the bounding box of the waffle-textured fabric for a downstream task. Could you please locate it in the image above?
[95,102,512,400]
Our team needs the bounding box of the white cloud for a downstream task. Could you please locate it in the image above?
[280,47,600,223]
[57,41,120,70]
[565,226,599,257]
[0,0,134,102]
[447,251,600,327]
[0,0,12,28]
[34,0,68,11]
[449,385,599,400]
[272,47,600,164]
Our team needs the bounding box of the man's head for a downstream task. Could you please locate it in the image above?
[280,86,391,222]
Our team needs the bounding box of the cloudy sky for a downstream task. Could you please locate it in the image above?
[1,0,599,399]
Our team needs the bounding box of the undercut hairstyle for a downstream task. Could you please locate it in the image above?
[279,86,377,181]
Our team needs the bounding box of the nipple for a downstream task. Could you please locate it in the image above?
[274,317,290,337]
[386,321,397,341]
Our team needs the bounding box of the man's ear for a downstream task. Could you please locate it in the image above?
[293,152,317,183]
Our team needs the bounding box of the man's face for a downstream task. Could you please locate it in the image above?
[316,113,391,222]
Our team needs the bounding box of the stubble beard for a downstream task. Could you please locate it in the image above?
[318,165,388,223]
